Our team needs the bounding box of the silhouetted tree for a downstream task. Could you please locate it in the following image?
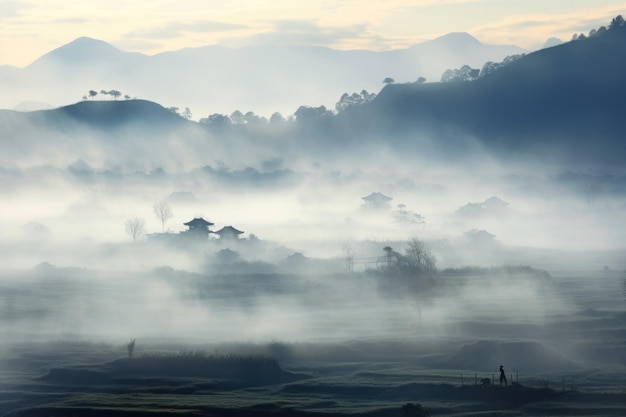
[478,54,525,78]
[109,90,122,100]
[380,246,401,270]
[394,204,426,228]
[383,77,395,84]
[182,107,192,120]
[269,112,286,124]
[153,201,173,232]
[294,105,333,122]
[335,90,376,113]
[230,110,244,124]
[377,239,436,279]
[200,113,232,128]
[125,217,145,241]
[403,238,437,277]
[88,90,98,99]
[244,111,266,124]
[610,15,624,29]
[416,76,426,84]
[442,65,480,82]
[167,106,180,115]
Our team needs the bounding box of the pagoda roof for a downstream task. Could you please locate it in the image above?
[362,192,392,201]
[465,229,496,239]
[184,217,214,226]
[215,225,244,235]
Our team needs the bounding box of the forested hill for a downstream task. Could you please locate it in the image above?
[345,20,626,165]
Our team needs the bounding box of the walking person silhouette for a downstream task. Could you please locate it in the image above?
[499,365,508,387]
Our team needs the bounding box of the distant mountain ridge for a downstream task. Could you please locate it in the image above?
[0,34,525,117]
[5,27,623,169]
[29,37,140,68]
[337,23,626,167]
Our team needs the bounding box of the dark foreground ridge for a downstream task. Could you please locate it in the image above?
[40,353,301,387]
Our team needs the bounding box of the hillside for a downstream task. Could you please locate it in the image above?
[349,23,626,166]
[0,99,209,170]
[0,99,189,132]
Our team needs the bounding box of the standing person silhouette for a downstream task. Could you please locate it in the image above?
[499,365,508,386]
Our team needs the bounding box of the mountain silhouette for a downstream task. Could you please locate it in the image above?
[28,37,145,69]
[0,35,525,117]
[344,24,626,166]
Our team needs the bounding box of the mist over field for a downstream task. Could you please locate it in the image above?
[1,16,626,417]
[1,97,625,348]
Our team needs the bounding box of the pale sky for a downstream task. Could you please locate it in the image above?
[1,0,625,67]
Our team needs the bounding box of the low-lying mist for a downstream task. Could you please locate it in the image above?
[2,113,625,374]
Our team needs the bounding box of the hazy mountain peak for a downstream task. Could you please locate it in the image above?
[543,37,564,49]
[28,36,136,68]
[431,32,482,46]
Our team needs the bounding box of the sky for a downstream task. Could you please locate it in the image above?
[0,0,625,67]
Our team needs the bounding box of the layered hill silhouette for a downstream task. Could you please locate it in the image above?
[0,99,191,137]
[2,24,624,170]
[0,99,212,170]
[0,34,524,116]
[336,23,626,166]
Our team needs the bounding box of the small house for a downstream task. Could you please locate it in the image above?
[361,192,393,209]
[215,225,244,240]
[182,217,214,239]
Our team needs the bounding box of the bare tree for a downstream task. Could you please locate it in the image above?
[153,201,173,232]
[403,238,437,277]
[125,217,145,241]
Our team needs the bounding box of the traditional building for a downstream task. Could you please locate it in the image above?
[182,217,214,239]
[215,225,244,240]
[361,192,393,209]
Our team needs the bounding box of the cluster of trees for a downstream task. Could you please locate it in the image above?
[394,204,426,228]
[479,54,525,78]
[440,15,625,84]
[199,89,377,128]
[82,89,130,100]
[377,239,437,280]
[335,90,377,113]
[199,110,286,128]
[441,65,480,83]
[572,14,624,41]
[167,106,193,120]
[441,54,525,83]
